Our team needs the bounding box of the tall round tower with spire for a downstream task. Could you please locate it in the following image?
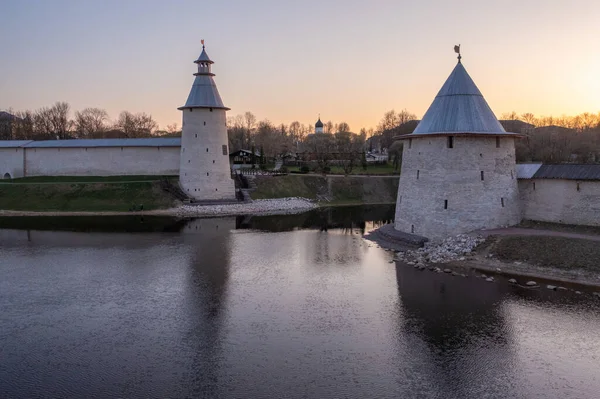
[178,42,235,201]
[394,50,521,241]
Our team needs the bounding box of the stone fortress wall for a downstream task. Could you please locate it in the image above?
[394,135,522,240]
[518,178,600,227]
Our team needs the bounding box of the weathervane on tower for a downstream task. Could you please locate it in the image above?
[454,44,461,63]
[201,39,205,49]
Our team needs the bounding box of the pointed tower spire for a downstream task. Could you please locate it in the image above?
[411,61,513,136]
[178,42,229,110]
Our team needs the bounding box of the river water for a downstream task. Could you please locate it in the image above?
[1,205,598,399]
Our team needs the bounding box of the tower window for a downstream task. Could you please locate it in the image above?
[213,160,215,164]
[577,183,580,192]
[207,172,209,176]
[206,148,209,152]
[215,188,218,191]
[222,145,228,155]
[399,195,402,204]
[411,225,415,233]
[188,160,190,163]
[533,182,535,190]
[496,137,500,148]
[195,134,197,138]
[481,171,484,181]
[511,170,514,179]
[444,200,448,209]
[501,197,505,207]
[447,136,454,148]
[409,138,412,149]
[480,153,482,157]
[417,170,420,179]
[204,121,206,126]
[210,108,213,112]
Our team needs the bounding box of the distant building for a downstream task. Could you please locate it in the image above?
[315,116,324,134]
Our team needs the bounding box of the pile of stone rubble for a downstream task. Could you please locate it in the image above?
[396,234,485,265]
[174,197,317,217]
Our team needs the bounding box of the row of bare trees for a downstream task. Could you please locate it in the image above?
[0,102,160,140]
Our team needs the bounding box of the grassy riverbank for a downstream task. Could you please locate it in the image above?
[0,181,175,212]
[250,174,398,204]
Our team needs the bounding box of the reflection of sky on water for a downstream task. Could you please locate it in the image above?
[1,211,600,398]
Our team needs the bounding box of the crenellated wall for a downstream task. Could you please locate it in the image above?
[394,135,521,240]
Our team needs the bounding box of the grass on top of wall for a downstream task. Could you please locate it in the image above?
[0,181,176,212]
[3,175,177,184]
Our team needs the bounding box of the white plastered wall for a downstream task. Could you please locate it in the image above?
[0,148,25,178]
[25,146,180,176]
[179,108,235,200]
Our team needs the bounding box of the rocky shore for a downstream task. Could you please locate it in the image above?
[381,231,600,294]
[172,197,317,217]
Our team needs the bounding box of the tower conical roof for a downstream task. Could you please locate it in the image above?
[178,44,229,110]
[315,117,323,128]
[411,61,511,136]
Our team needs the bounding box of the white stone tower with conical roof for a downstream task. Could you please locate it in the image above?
[178,42,235,201]
[394,51,521,240]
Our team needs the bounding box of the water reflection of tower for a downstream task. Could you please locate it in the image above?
[394,265,522,398]
[179,217,235,396]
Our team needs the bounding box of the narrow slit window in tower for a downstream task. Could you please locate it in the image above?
[399,195,402,204]
[501,197,505,207]
[195,134,197,138]
[496,137,500,148]
[204,121,206,125]
[577,183,580,192]
[444,200,448,209]
[447,136,454,148]
[411,225,415,233]
[210,108,213,112]
[206,148,209,152]
[533,182,536,190]
[481,171,484,181]
[417,170,420,179]
[222,145,228,155]
[409,138,412,149]
[207,172,209,176]
[213,160,215,164]
[511,170,514,179]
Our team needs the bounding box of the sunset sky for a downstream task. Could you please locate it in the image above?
[1,0,599,131]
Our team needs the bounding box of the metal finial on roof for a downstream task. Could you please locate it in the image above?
[454,44,461,63]
[201,39,205,49]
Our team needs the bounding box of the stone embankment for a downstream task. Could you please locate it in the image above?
[173,197,317,217]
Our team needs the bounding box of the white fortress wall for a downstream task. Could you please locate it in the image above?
[0,148,25,178]
[24,146,180,176]
[519,179,600,226]
[179,108,235,200]
[395,136,521,240]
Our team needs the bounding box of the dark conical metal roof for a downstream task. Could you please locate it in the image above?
[315,118,323,128]
[411,61,513,136]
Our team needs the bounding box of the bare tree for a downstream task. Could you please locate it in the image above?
[115,111,157,137]
[73,108,109,138]
[337,122,351,133]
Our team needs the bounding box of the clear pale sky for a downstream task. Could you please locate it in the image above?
[1,0,599,131]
